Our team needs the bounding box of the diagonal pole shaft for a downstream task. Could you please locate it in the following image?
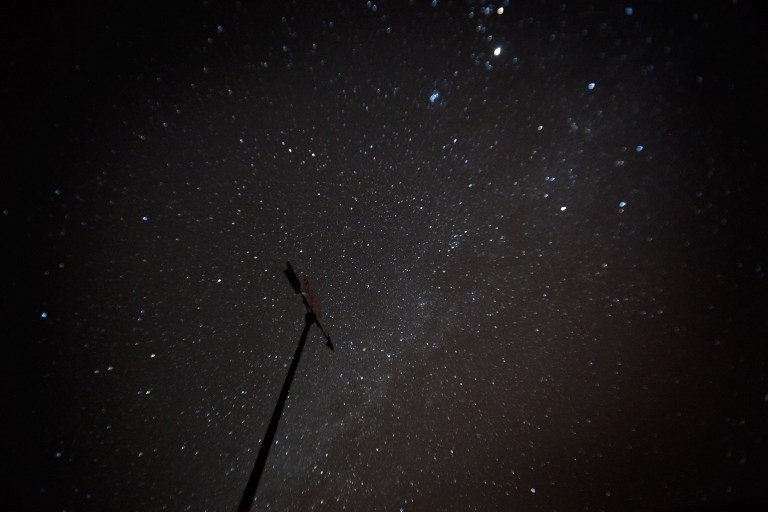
[238,312,316,511]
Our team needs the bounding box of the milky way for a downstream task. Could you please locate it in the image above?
[4,1,767,511]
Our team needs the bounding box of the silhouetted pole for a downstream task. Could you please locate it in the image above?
[238,262,334,510]
[238,311,316,512]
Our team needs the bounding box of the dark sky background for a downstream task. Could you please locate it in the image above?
[3,1,768,510]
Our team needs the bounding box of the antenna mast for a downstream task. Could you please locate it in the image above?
[238,262,335,511]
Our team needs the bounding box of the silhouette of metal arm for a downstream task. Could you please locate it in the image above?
[314,318,335,351]
[285,261,334,351]
[300,294,334,351]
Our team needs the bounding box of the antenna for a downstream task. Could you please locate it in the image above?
[238,262,335,511]
[285,261,335,351]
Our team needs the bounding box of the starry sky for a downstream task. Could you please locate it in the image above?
[4,1,768,511]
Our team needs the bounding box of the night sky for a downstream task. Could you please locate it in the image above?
[4,1,768,510]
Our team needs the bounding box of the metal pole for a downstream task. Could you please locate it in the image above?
[238,311,316,511]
